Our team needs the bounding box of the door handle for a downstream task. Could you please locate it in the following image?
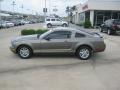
[64,40,68,42]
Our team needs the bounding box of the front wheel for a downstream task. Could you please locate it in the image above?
[17,46,33,59]
[107,29,112,35]
[76,46,92,60]
[62,24,68,27]
[100,27,103,32]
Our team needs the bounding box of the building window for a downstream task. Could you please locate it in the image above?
[79,13,85,22]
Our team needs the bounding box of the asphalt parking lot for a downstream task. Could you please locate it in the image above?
[0,23,120,90]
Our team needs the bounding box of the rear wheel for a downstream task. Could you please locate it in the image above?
[47,24,52,28]
[17,46,33,59]
[76,46,92,60]
[62,24,68,27]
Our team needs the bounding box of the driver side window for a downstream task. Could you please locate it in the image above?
[44,31,71,39]
[56,19,60,21]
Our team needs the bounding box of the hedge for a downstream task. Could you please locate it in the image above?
[84,19,92,28]
[21,29,48,35]
[36,29,48,34]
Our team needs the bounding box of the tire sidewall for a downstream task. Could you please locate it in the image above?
[107,29,111,35]
[47,24,52,28]
[18,46,32,59]
[100,27,103,32]
[62,24,67,27]
[76,46,92,60]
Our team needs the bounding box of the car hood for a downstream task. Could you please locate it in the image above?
[14,35,38,41]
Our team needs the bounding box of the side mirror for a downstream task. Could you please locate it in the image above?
[45,37,51,41]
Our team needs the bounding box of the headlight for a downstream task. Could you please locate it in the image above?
[11,40,18,47]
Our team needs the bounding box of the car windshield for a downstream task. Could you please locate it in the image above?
[79,29,94,35]
[114,20,120,25]
[39,30,51,39]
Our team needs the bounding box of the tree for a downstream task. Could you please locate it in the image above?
[65,6,72,23]
[65,6,77,23]
[71,6,76,11]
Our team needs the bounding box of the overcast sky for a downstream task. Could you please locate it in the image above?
[1,0,87,16]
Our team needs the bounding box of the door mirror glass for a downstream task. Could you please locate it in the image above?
[45,37,51,41]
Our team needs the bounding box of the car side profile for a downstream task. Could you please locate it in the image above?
[0,21,7,28]
[10,27,106,60]
[5,21,15,28]
[100,19,120,35]
[45,18,68,28]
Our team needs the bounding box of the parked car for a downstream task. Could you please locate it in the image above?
[45,18,69,28]
[5,21,14,28]
[10,27,106,60]
[24,21,30,24]
[0,21,7,28]
[19,20,25,25]
[100,19,120,35]
[10,20,22,26]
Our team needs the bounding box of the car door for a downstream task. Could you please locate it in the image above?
[56,19,62,26]
[51,19,56,25]
[38,31,73,53]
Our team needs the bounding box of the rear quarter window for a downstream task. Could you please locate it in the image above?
[75,33,85,38]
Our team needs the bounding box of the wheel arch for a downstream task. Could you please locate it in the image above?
[47,23,52,25]
[16,44,33,54]
[62,23,68,25]
[75,44,93,53]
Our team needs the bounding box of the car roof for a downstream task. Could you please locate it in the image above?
[46,18,59,19]
[51,27,95,36]
[52,27,88,33]
[53,27,77,31]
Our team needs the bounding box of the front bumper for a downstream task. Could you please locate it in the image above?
[10,46,17,54]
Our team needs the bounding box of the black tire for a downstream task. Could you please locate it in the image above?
[76,46,92,60]
[47,24,52,28]
[17,46,33,59]
[107,29,112,35]
[62,23,68,27]
[100,27,103,32]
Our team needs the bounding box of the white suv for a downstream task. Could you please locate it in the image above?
[45,18,68,28]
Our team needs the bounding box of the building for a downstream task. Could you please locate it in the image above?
[72,0,120,27]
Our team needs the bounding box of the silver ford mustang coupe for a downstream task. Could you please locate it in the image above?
[10,27,106,60]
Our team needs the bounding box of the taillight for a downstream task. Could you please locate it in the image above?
[112,24,117,30]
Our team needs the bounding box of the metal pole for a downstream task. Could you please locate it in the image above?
[45,0,46,19]
[0,0,3,22]
[21,4,23,20]
[0,1,1,22]
[49,0,51,15]
[11,1,16,20]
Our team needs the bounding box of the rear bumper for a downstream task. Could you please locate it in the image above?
[94,42,106,52]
